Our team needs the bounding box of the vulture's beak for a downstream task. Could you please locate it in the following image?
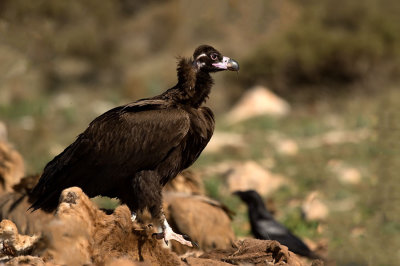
[213,56,240,71]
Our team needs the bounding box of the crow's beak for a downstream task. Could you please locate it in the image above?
[213,56,240,71]
[233,191,242,196]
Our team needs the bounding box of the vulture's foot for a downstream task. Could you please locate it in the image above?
[152,219,197,247]
[152,230,195,247]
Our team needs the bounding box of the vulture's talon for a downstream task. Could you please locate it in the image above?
[152,232,164,240]
[182,234,191,241]
[163,226,193,247]
[182,234,199,248]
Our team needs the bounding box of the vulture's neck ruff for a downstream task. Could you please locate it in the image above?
[163,58,213,108]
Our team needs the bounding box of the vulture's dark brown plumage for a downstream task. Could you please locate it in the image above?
[30,45,238,245]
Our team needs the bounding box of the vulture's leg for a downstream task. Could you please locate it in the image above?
[131,170,195,247]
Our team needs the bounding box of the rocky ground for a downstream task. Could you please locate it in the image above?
[0,185,316,266]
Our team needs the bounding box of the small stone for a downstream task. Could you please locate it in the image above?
[227,161,287,195]
[327,160,362,185]
[275,138,299,156]
[226,86,290,123]
[302,191,329,222]
[204,131,246,153]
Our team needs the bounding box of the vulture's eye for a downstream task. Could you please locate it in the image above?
[210,53,218,61]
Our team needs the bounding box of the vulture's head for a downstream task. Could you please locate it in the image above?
[193,45,239,73]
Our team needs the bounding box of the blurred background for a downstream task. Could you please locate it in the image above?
[0,0,399,264]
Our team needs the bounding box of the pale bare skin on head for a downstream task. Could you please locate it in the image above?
[195,53,207,60]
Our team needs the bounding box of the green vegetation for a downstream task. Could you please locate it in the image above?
[240,0,400,101]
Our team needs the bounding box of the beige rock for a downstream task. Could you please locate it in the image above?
[0,141,25,194]
[0,220,39,260]
[301,191,329,222]
[226,86,290,123]
[163,170,205,195]
[45,187,182,266]
[327,160,362,185]
[267,132,298,156]
[0,122,6,141]
[339,168,361,185]
[201,161,239,177]
[203,131,246,153]
[5,255,45,266]
[227,161,287,195]
[164,192,235,254]
[275,138,299,156]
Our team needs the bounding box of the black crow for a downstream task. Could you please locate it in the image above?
[29,45,239,247]
[234,190,320,259]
